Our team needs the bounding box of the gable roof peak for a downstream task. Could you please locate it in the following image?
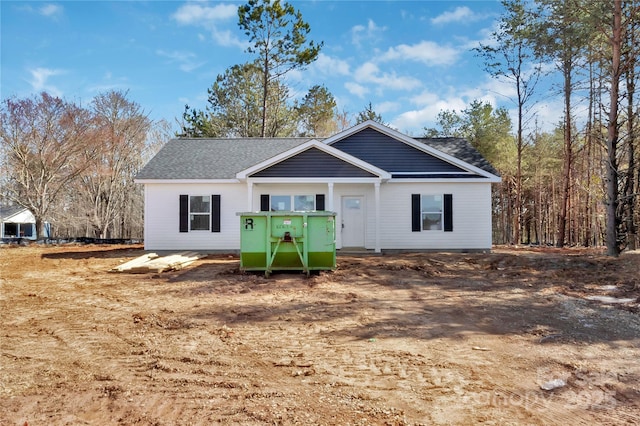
[322,120,402,145]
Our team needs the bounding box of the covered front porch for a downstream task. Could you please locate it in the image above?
[244,179,386,253]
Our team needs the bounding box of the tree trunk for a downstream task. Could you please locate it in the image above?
[515,82,523,245]
[557,58,573,248]
[624,11,637,251]
[261,56,269,138]
[35,216,46,239]
[605,0,623,257]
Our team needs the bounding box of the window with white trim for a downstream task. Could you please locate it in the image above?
[190,195,210,230]
[421,195,443,231]
[412,193,452,233]
[270,195,315,211]
[294,195,315,211]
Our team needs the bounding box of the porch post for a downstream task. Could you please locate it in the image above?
[327,182,334,211]
[247,180,253,211]
[374,181,381,253]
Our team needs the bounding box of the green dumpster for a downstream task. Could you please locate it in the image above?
[237,211,336,276]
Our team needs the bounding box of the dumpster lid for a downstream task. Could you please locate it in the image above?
[236,211,336,216]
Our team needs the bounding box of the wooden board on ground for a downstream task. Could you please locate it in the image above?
[112,251,207,273]
[109,253,159,272]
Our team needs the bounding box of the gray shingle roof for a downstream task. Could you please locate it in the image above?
[136,135,499,180]
[136,138,309,180]
[416,137,500,176]
[0,205,28,220]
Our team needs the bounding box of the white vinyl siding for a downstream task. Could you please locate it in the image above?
[143,183,246,251]
[379,182,492,250]
[142,181,493,251]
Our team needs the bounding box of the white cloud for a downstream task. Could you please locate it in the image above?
[39,4,63,18]
[353,62,422,91]
[86,72,129,93]
[376,101,400,115]
[157,49,205,72]
[391,90,469,133]
[18,3,63,19]
[28,67,64,96]
[351,19,386,46]
[312,53,350,76]
[345,82,368,98]
[87,82,128,93]
[464,75,517,103]
[431,6,479,25]
[530,99,567,131]
[354,62,379,81]
[391,75,566,135]
[172,3,245,48]
[473,21,500,49]
[172,3,237,25]
[380,41,460,66]
[210,28,247,49]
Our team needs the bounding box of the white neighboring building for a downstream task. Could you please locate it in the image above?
[136,121,501,252]
[0,206,36,240]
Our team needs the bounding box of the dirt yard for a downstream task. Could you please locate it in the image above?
[1,244,639,425]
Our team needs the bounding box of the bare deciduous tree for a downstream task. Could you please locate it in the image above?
[0,92,96,238]
[77,90,151,239]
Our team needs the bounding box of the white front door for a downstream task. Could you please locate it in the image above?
[341,196,365,247]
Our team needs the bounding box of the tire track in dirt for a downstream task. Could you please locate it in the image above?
[3,246,640,425]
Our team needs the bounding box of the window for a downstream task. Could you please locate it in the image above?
[190,195,210,230]
[421,195,443,231]
[21,224,33,237]
[3,223,17,237]
[271,195,291,211]
[294,195,315,211]
[261,194,325,212]
[179,194,220,233]
[269,195,315,211]
[412,193,453,232]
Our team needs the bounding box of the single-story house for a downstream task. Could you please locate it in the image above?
[0,205,37,240]
[135,120,501,252]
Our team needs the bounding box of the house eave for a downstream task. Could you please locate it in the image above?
[246,177,387,184]
[387,177,502,183]
[135,179,241,184]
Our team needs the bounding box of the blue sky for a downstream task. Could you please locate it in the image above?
[1,0,561,136]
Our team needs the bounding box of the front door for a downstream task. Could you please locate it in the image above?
[341,196,365,247]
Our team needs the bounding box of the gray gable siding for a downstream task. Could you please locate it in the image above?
[331,127,467,173]
[250,147,377,178]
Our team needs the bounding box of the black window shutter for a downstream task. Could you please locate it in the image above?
[411,194,421,232]
[260,194,270,211]
[179,195,189,232]
[315,194,325,211]
[211,194,221,232]
[444,194,453,232]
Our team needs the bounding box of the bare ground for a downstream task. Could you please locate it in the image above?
[1,244,639,425]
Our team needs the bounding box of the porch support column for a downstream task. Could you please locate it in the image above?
[246,180,253,211]
[327,182,334,211]
[374,181,381,253]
